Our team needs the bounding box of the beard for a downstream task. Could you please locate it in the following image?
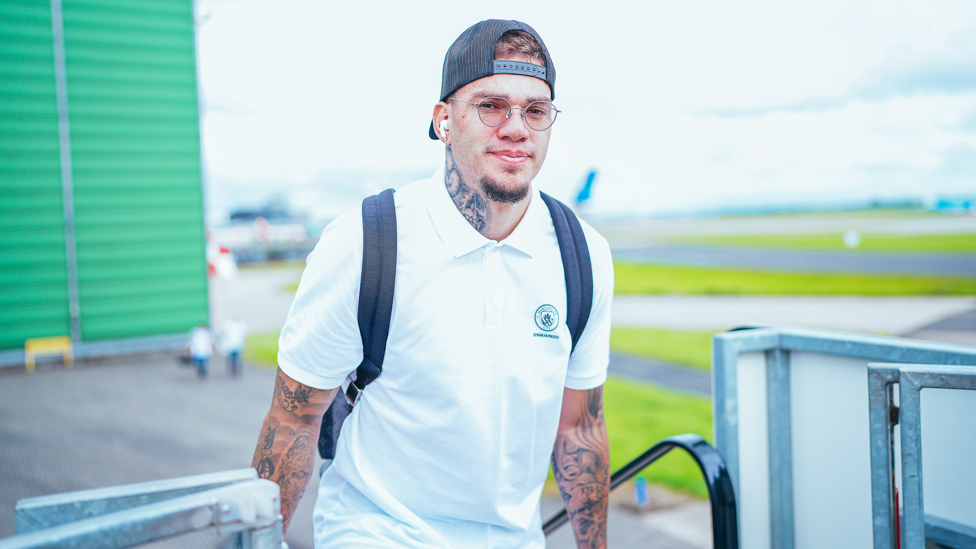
[480,175,530,204]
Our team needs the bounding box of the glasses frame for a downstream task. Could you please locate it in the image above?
[447,96,561,132]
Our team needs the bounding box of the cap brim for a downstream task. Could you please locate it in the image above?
[429,120,439,140]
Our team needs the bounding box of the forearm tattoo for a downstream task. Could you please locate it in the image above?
[552,388,610,549]
[445,146,489,233]
[251,373,321,533]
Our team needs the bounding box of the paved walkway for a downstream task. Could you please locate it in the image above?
[902,306,976,346]
[609,353,710,395]
[209,266,302,334]
[612,295,976,335]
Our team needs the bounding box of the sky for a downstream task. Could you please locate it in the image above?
[195,0,976,223]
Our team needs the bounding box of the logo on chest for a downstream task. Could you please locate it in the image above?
[534,304,560,339]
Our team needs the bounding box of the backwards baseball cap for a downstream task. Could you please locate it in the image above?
[428,19,556,140]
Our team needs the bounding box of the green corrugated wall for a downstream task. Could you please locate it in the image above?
[64,0,207,341]
[0,0,71,350]
[0,0,207,351]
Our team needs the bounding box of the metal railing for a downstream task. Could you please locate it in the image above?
[543,433,739,549]
[867,363,976,549]
[0,469,282,549]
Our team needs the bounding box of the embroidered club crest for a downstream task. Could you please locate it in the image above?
[534,304,559,332]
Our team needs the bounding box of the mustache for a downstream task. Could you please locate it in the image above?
[485,147,535,157]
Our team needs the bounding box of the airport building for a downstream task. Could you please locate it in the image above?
[0,0,208,365]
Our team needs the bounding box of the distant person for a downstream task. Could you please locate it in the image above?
[187,324,216,379]
[220,318,248,376]
[249,20,613,548]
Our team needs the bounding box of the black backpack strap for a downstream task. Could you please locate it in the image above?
[347,188,397,404]
[319,188,397,460]
[539,192,593,353]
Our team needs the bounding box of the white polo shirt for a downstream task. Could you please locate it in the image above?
[277,168,614,548]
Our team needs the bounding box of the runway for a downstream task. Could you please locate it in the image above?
[613,245,976,277]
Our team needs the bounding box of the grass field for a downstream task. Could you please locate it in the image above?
[666,232,976,253]
[614,261,976,296]
[244,331,712,498]
[249,328,719,373]
[284,262,976,296]
[610,327,715,371]
[545,375,712,499]
[603,376,712,498]
[244,331,281,368]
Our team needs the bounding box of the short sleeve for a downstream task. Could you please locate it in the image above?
[564,221,614,390]
[276,210,364,389]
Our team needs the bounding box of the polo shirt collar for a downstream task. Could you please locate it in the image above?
[426,167,546,259]
[498,188,547,259]
[427,167,491,258]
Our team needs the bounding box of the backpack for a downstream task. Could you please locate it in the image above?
[317,188,594,461]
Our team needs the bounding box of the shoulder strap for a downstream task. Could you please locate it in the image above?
[346,188,397,404]
[539,192,593,353]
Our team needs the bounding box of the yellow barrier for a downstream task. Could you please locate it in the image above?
[25,336,74,373]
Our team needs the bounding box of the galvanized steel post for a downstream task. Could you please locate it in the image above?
[49,0,81,344]
[867,364,900,549]
[765,348,793,549]
[897,365,976,549]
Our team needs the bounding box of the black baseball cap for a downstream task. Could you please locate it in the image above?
[429,19,556,140]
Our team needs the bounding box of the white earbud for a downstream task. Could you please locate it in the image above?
[439,120,449,141]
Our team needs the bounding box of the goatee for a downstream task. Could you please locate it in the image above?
[480,176,529,204]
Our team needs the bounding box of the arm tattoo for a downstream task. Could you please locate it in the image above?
[552,388,610,549]
[262,425,277,452]
[256,456,274,478]
[445,146,489,233]
[253,374,327,534]
[252,416,317,532]
[275,374,317,412]
[275,434,315,525]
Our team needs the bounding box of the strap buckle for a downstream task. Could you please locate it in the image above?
[344,382,362,407]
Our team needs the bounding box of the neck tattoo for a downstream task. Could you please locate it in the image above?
[444,147,489,234]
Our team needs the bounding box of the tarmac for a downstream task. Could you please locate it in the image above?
[613,246,976,277]
[0,353,315,549]
[590,211,976,241]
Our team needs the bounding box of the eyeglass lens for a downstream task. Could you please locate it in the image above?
[477,97,557,131]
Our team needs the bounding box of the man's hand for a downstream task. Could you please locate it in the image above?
[551,386,610,549]
[251,367,336,534]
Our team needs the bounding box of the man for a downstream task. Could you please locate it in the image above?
[220,317,247,376]
[187,323,216,378]
[250,20,614,548]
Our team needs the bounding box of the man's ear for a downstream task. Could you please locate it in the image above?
[432,102,450,144]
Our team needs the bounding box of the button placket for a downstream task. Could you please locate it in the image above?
[485,243,503,331]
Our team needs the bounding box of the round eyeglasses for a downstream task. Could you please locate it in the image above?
[448,96,560,131]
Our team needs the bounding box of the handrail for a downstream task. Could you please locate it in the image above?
[1,470,283,549]
[543,433,738,549]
